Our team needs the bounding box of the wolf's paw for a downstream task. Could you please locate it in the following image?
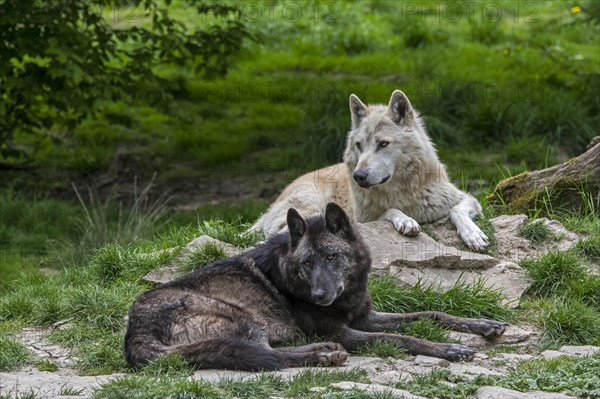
[440,344,476,362]
[459,227,489,252]
[318,342,346,352]
[318,350,349,366]
[391,216,421,237]
[466,319,509,338]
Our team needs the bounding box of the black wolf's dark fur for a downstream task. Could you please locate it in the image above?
[125,203,506,371]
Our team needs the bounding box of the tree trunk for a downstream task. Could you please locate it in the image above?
[488,138,600,214]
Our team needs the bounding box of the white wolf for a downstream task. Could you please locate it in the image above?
[252,90,489,251]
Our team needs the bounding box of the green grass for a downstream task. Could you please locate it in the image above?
[520,251,587,297]
[369,276,512,321]
[93,368,369,399]
[0,334,30,371]
[395,368,498,399]
[520,220,553,245]
[533,297,600,348]
[179,242,228,274]
[500,353,600,397]
[355,339,407,359]
[34,359,58,372]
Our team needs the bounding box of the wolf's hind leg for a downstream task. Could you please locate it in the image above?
[381,208,421,236]
[450,196,488,252]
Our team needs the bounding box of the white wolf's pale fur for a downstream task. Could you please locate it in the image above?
[252,90,489,251]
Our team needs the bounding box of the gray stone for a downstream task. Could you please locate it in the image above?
[476,386,576,399]
[330,381,427,399]
[491,215,579,263]
[358,221,529,307]
[0,368,124,399]
[448,363,505,379]
[541,350,565,359]
[496,353,534,362]
[414,355,450,367]
[559,345,600,356]
[449,325,539,350]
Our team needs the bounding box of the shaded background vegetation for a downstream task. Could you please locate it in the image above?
[1,1,599,288]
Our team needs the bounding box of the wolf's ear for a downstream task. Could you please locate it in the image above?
[387,90,414,126]
[349,94,368,129]
[325,203,353,239]
[287,208,306,248]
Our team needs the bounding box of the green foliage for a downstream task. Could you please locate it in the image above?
[521,251,587,297]
[139,354,195,378]
[0,334,30,371]
[396,368,497,399]
[35,359,58,372]
[0,0,250,160]
[404,319,450,343]
[533,297,600,348]
[369,276,511,321]
[355,339,407,358]
[196,219,263,247]
[500,353,600,397]
[93,369,369,399]
[179,243,228,274]
[519,220,553,245]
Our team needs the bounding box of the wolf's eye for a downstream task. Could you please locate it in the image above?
[303,261,311,267]
[379,141,389,148]
[326,254,335,261]
[355,142,362,151]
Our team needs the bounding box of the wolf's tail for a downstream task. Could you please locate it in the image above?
[125,336,280,371]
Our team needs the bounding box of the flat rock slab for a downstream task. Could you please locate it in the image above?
[0,368,124,399]
[476,386,577,399]
[449,325,539,350]
[358,221,530,307]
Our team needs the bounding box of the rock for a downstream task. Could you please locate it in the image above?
[496,353,534,362]
[541,350,565,359]
[449,325,539,350]
[308,387,326,393]
[488,138,600,214]
[476,386,576,399]
[491,215,579,263]
[359,221,529,307]
[559,345,600,356]
[448,363,505,379]
[414,355,450,367]
[0,368,125,399]
[330,381,427,399]
[143,235,249,284]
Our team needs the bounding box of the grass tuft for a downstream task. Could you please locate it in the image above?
[179,243,228,274]
[534,297,600,348]
[0,334,30,371]
[355,339,407,358]
[403,319,450,343]
[520,220,553,245]
[35,359,58,372]
[369,276,511,321]
[197,219,262,247]
[521,251,587,297]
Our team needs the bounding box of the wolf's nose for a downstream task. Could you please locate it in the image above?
[311,288,326,302]
[353,170,368,183]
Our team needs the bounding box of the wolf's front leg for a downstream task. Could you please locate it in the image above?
[381,208,420,236]
[360,311,508,338]
[334,327,476,362]
[450,196,489,252]
[275,342,348,368]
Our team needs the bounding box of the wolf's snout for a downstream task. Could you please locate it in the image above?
[353,170,368,184]
[311,288,326,302]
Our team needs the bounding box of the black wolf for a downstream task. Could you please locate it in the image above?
[125,203,507,371]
